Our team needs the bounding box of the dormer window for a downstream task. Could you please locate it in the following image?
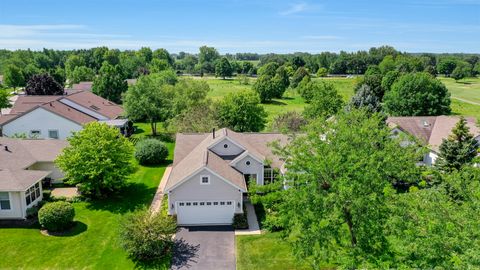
[200,175,210,185]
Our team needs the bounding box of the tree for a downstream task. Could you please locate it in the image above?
[383,72,451,116]
[290,67,309,88]
[437,57,457,76]
[50,67,66,86]
[215,91,267,132]
[92,62,128,103]
[215,57,233,79]
[271,111,307,132]
[3,65,24,91]
[152,48,174,66]
[55,122,134,198]
[148,59,170,73]
[25,74,63,95]
[348,84,381,113]
[136,47,153,64]
[171,78,210,116]
[22,63,42,82]
[303,82,343,119]
[258,62,280,77]
[170,103,218,133]
[198,46,219,73]
[0,89,11,115]
[120,209,177,262]
[65,55,85,80]
[379,55,396,74]
[252,74,282,102]
[316,67,328,77]
[435,117,479,172]
[103,49,120,65]
[123,72,175,136]
[451,61,472,81]
[263,110,420,268]
[380,70,401,93]
[70,66,95,84]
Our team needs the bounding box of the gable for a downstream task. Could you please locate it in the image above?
[165,166,246,192]
[209,137,245,156]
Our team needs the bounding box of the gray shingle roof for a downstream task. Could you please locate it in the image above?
[165,128,289,191]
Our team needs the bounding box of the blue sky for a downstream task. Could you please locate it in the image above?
[0,0,479,53]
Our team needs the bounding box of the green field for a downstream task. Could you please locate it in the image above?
[0,143,174,270]
[439,77,480,105]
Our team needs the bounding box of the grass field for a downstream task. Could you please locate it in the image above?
[236,232,313,270]
[0,141,174,270]
[439,77,480,105]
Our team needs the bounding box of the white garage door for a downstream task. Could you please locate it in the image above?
[176,200,235,225]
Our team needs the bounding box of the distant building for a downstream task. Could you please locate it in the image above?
[0,90,127,139]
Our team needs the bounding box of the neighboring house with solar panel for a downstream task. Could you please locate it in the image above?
[165,128,289,225]
[387,116,480,166]
[0,90,128,139]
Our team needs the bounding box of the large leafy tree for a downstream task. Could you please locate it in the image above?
[56,122,134,198]
[215,90,267,132]
[92,62,128,103]
[123,71,176,136]
[25,74,64,95]
[435,117,479,172]
[253,64,289,102]
[437,57,457,76]
[290,67,309,88]
[152,48,174,66]
[303,82,343,119]
[198,46,219,73]
[65,55,86,80]
[383,72,451,116]
[70,66,95,84]
[266,110,420,268]
[215,57,233,79]
[3,65,25,91]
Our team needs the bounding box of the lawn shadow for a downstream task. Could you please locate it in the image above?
[85,181,158,214]
[170,239,200,270]
[457,81,473,85]
[134,127,145,135]
[264,100,287,106]
[42,221,88,237]
[133,254,172,270]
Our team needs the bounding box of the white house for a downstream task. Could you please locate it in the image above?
[387,116,480,166]
[165,128,288,226]
[0,90,127,139]
[0,137,67,219]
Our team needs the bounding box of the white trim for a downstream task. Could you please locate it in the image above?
[165,166,247,192]
[229,150,263,166]
[0,192,12,211]
[200,175,210,185]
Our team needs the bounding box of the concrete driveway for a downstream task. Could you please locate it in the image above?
[171,226,235,270]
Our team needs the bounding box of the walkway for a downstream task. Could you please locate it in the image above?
[51,187,78,199]
[150,165,172,214]
[452,96,480,106]
[235,202,261,235]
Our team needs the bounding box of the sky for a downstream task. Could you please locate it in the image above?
[0,0,479,53]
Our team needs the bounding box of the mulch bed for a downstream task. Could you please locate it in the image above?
[0,218,38,228]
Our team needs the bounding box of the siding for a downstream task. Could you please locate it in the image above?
[210,138,244,156]
[2,107,83,139]
[28,162,64,183]
[168,168,243,215]
[0,192,23,219]
[233,154,264,185]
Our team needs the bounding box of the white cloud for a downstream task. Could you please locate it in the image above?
[301,35,342,40]
[279,2,309,15]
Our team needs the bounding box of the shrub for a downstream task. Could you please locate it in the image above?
[42,190,52,201]
[120,209,177,262]
[134,139,169,165]
[38,201,75,232]
[232,213,249,229]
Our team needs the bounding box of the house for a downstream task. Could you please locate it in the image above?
[165,128,289,226]
[0,137,67,219]
[387,116,480,165]
[0,90,127,139]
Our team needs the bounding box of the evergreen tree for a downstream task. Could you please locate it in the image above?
[436,117,479,171]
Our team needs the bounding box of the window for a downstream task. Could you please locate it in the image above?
[200,175,210,185]
[220,201,225,205]
[179,202,185,206]
[25,183,41,206]
[264,167,279,184]
[30,130,41,138]
[223,144,228,148]
[227,201,232,205]
[0,192,11,210]
[48,130,59,139]
[186,202,191,206]
[193,202,198,206]
[206,202,212,205]
[245,160,251,166]
[213,202,218,205]
[200,202,205,206]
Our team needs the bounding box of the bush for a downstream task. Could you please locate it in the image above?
[232,213,249,229]
[120,209,177,262]
[134,139,169,165]
[38,202,75,232]
[42,190,52,201]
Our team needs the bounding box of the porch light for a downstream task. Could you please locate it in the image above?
[171,204,174,209]
[237,202,240,208]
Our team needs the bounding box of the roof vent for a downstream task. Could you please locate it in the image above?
[422,120,430,127]
[4,145,10,152]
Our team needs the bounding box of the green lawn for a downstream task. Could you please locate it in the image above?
[439,77,480,105]
[0,143,174,270]
[236,232,312,270]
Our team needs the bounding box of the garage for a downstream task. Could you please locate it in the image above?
[176,200,235,225]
